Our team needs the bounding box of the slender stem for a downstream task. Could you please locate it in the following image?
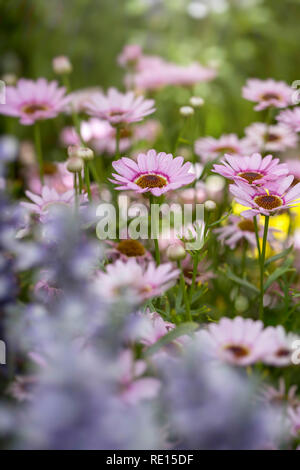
[189,251,199,302]
[149,194,160,265]
[241,239,248,278]
[74,173,78,210]
[78,171,83,194]
[115,126,121,158]
[259,215,269,321]
[84,162,92,201]
[178,260,192,322]
[253,216,261,259]
[34,122,44,184]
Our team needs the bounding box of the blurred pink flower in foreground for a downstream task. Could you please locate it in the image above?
[85,88,155,126]
[118,350,160,405]
[0,78,69,125]
[213,153,289,185]
[230,175,300,217]
[242,78,293,111]
[263,326,300,367]
[110,149,195,196]
[197,316,278,366]
[94,259,179,302]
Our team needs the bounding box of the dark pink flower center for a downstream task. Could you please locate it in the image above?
[254,194,283,210]
[135,173,168,189]
[261,92,281,101]
[238,171,263,184]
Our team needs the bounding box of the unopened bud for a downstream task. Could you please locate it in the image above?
[66,156,83,173]
[180,105,194,117]
[2,73,17,86]
[166,243,186,261]
[76,147,94,161]
[204,200,216,211]
[52,56,72,75]
[189,96,204,108]
[67,145,78,158]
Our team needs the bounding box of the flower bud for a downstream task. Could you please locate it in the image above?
[52,56,72,75]
[166,243,186,261]
[67,145,78,158]
[190,96,204,108]
[204,200,216,211]
[180,106,194,117]
[76,147,94,161]
[2,73,17,86]
[66,156,83,173]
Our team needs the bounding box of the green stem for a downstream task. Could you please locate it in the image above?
[241,239,248,278]
[189,251,199,302]
[149,194,160,265]
[253,216,261,259]
[74,173,78,210]
[259,215,269,321]
[34,122,44,184]
[84,162,92,201]
[78,171,83,194]
[115,126,121,158]
[178,260,192,322]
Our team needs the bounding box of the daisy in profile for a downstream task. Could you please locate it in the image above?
[277,107,300,132]
[94,259,179,303]
[214,215,279,250]
[198,316,277,366]
[194,134,250,163]
[85,87,155,126]
[263,326,299,367]
[0,78,69,125]
[242,78,293,111]
[213,152,289,185]
[244,123,298,152]
[229,175,300,218]
[110,149,195,196]
[21,186,87,222]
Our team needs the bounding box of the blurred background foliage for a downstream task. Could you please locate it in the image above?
[1,0,300,146]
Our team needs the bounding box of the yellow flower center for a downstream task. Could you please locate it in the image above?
[117,239,146,257]
[237,219,256,232]
[254,194,283,210]
[135,173,168,189]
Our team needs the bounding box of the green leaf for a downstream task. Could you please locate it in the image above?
[208,210,232,229]
[264,262,295,292]
[264,245,293,267]
[144,322,198,357]
[223,267,259,293]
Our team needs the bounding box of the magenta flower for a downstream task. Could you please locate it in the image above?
[214,215,279,250]
[229,175,300,217]
[242,78,293,111]
[244,123,298,152]
[277,107,300,132]
[213,152,289,185]
[110,149,195,196]
[197,316,277,366]
[0,78,69,125]
[85,87,155,126]
[194,134,250,163]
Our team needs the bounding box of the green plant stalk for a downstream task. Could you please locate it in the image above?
[74,173,78,210]
[149,194,160,265]
[259,215,269,321]
[253,216,261,259]
[178,260,192,322]
[84,162,92,201]
[78,171,83,194]
[34,122,44,184]
[189,251,199,302]
[115,126,121,158]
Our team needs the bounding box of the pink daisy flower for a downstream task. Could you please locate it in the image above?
[277,107,300,132]
[85,87,155,126]
[230,175,300,218]
[117,44,143,68]
[197,316,277,366]
[288,407,300,437]
[285,159,300,186]
[138,311,176,347]
[94,259,179,303]
[213,152,289,185]
[0,78,69,125]
[66,87,102,114]
[242,78,293,111]
[263,326,300,367]
[110,149,195,196]
[261,379,299,408]
[118,349,160,405]
[194,134,250,163]
[244,123,298,152]
[214,215,278,250]
[21,186,87,222]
